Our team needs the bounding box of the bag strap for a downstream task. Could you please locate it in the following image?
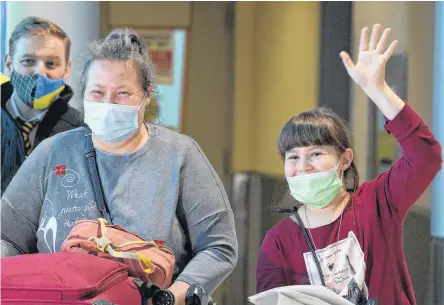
[293,210,326,286]
[89,218,157,275]
[84,129,113,224]
[294,209,378,304]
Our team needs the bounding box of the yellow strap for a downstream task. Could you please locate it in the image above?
[112,240,158,249]
[105,245,155,274]
[90,218,157,274]
[97,218,158,249]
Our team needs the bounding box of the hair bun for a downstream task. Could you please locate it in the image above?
[129,33,145,54]
[129,34,139,45]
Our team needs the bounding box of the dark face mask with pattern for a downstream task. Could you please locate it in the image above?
[10,70,65,110]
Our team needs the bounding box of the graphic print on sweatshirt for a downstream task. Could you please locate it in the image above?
[37,164,99,253]
[303,231,369,304]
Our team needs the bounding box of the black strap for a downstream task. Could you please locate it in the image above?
[293,210,326,286]
[133,278,160,305]
[84,130,113,224]
[293,209,378,304]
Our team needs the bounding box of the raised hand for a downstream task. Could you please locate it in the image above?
[340,24,398,95]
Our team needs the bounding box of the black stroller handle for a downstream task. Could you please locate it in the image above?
[186,284,216,305]
[93,282,215,305]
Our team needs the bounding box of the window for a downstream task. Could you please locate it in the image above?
[138,29,187,132]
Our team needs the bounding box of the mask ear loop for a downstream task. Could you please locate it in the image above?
[136,93,149,129]
[335,156,346,182]
[137,96,146,111]
[337,154,353,192]
[137,91,149,111]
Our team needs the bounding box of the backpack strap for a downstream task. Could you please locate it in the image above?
[84,129,113,224]
[89,218,157,275]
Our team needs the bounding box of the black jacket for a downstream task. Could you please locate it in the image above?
[1,80,83,194]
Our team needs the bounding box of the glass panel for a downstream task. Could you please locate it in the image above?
[1,1,7,73]
[138,29,187,132]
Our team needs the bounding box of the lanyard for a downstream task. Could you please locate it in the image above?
[293,210,326,286]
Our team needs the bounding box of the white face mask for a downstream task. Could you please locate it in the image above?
[84,100,144,144]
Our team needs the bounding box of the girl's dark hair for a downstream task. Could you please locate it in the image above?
[278,107,359,191]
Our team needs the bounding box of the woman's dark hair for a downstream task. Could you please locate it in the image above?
[278,107,359,191]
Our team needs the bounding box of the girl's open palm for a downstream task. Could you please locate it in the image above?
[340,24,398,93]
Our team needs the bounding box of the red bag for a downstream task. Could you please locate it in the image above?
[1,252,143,305]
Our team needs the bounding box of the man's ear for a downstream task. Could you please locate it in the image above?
[4,54,13,76]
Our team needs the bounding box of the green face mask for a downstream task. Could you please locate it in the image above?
[286,161,343,209]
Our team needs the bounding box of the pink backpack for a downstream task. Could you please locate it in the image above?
[61,218,176,289]
[1,252,142,304]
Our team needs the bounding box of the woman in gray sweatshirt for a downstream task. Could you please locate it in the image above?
[0,28,238,305]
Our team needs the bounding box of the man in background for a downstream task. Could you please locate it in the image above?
[1,16,83,194]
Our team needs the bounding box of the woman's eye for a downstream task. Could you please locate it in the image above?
[91,90,104,96]
[117,91,130,96]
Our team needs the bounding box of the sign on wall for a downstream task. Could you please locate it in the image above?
[133,29,187,132]
[138,29,174,85]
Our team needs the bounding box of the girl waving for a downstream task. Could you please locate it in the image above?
[256,24,442,305]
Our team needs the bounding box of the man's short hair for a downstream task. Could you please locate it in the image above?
[8,16,71,61]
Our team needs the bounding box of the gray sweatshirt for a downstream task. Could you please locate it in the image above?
[1,123,238,294]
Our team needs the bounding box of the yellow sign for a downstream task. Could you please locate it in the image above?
[377,132,396,162]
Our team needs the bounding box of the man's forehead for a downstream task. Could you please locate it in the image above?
[13,35,66,59]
